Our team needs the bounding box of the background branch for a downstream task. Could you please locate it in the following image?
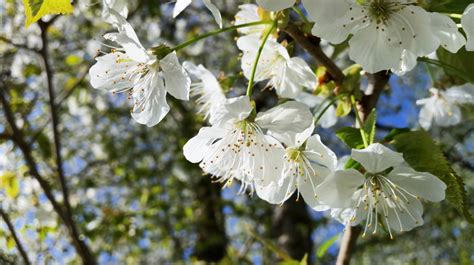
[0,208,31,265]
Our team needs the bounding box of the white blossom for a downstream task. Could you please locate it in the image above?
[256,125,337,210]
[302,0,466,74]
[173,0,222,28]
[316,144,446,238]
[183,96,313,193]
[416,84,474,130]
[237,35,317,99]
[89,9,190,127]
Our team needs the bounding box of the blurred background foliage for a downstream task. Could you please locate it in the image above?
[0,0,473,264]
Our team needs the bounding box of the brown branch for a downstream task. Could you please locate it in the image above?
[0,208,31,265]
[336,71,391,265]
[282,23,345,84]
[37,20,97,265]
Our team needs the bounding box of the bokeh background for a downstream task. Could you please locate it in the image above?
[0,0,473,264]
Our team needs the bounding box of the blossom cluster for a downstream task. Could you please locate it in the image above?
[88,0,474,237]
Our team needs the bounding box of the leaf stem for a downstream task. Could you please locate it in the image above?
[351,95,369,148]
[172,21,272,52]
[246,21,277,97]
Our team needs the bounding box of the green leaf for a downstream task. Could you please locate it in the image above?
[363,109,377,145]
[436,48,474,83]
[336,99,351,117]
[316,234,340,258]
[24,0,74,27]
[383,128,411,143]
[1,171,19,199]
[28,0,43,16]
[6,236,15,250]
[392,130,474,223]
[65,55,82,66]
[426,0,472,13]
[336,127,365,149]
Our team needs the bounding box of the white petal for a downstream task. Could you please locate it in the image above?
[305,134,337,173]
[102,0,129,21]
[431,98,462,127]
[389,166,447,202]
[255,163,295,205]
[272,57,317,99]
[462,4,474,51]
[183,126,226,163]
[131,72,170,127]
[237,36,287,83]
[418,104,434,130]
[173,0,192,18]
[384,196,424,233]
[103,8,151,63]
[203,0,222,28]
[392,50,418,75]
[235,4,267,36]
[161,52,191,101]
[209,96,252,127]
[315,169,365,208]
[349,24,404,74]
[430,13,466,53]
[89,52,137,92]
[351,144,405,173]
[444,84,474,104]
[255,101,313,135]
[256,0,295,12]
[303,0,361,44]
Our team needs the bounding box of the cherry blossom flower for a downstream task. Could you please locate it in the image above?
[256,125,337,210]
[302,0,466,74]
[416,85,474,130]
[237,35,317,99]
[173,0,222,28]
[183,96,313,193]
[183,62,226,119]
[316,144,446,238]
[89,9,190,127]
[256,0,296,12]
[462,4,474,51]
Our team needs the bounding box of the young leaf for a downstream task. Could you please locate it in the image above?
[363,109,377,144]
[392,130,474,223]
[336,127,365,149]
[23,0,74,27]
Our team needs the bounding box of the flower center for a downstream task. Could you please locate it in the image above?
[365,0,411,24]
[350,174,421,239]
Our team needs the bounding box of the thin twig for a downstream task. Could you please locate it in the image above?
[0,208,31,265]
